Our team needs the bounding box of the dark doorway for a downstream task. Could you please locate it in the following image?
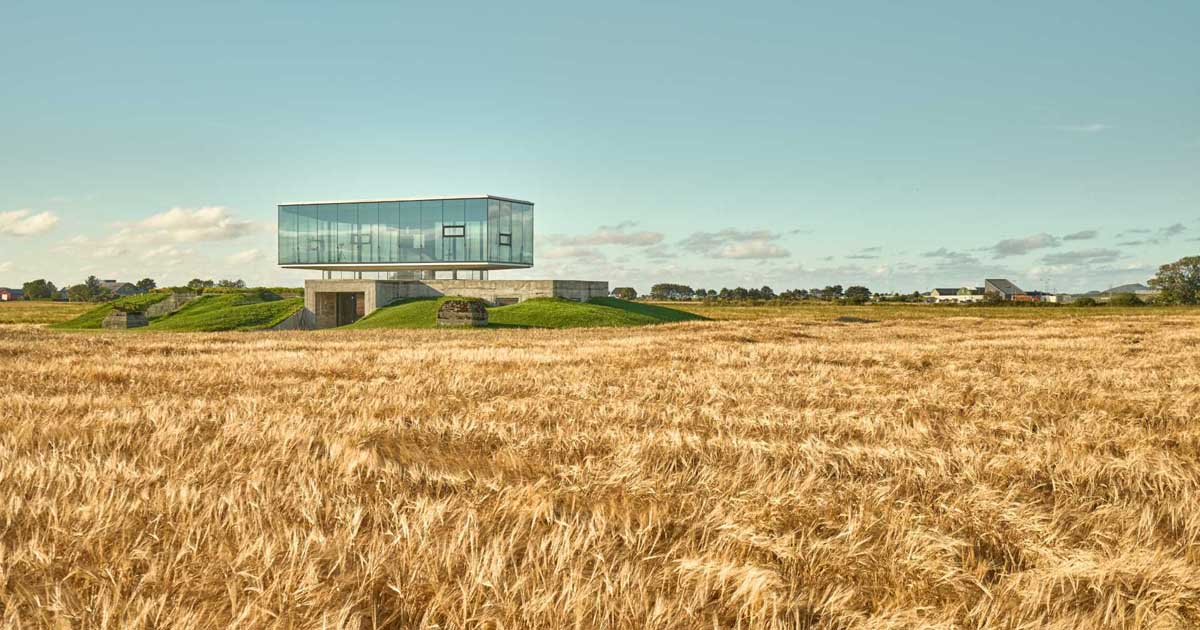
[336,292,365,326]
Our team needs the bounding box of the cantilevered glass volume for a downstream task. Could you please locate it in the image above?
[277,195,533,271]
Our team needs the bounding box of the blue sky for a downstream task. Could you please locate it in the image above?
[1,1,1197,293]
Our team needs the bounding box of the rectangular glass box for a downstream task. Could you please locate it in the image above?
[278,195,533,270]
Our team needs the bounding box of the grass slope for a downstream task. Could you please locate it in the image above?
[346,297,483,329]
[51,291,302,332]
[148,292,303,332]
[488,297,704,328]
[348,296,703,329]
[50,293,172,330]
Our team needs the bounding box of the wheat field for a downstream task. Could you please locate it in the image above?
[2,312,1199,628]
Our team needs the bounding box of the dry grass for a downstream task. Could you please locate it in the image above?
[0,301,92,324]
[2,313,1199,628]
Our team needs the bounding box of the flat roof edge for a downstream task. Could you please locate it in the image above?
[279,195,533,206]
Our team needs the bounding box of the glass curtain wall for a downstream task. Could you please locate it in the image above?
[278,198,532,266]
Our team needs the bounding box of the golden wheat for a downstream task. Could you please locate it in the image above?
[2,313,1199,628]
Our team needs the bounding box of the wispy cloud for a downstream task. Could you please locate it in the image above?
[117,207,259,243]
[0,261,14,273]
[1041,248,1122,265]
[989,233,1060,257]
[225,249,262,265]
[680,228,791,260]
[0,210,60,236]
[1115,223,1187,246]
[1062,229,1098,241]
[1054,123,1111,133]
[555,221,664,247]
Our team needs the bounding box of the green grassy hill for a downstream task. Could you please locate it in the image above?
[348,296,704,330]
[50,293,172,330]
[52,290,303,332]
[148,292,303,332]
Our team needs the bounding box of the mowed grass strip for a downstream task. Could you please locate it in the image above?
[4,313,1200,627]
[349,296,703,329]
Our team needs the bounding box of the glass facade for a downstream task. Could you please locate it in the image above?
[278,196,533,267]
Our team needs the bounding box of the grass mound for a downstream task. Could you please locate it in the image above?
[348,296,704,329]
[51,293,172,330]
[346,296,485,329]
[51,290,303,332]
[149,291,302,332]
[489,297,704,328]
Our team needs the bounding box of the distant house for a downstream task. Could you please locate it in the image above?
[99,280,144,297]
[984,279,1025,301]
[930,287,984,303]
[0,288,23,301]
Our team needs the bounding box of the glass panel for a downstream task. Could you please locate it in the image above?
[510,202,523,265]
[500,200,513,262]
[487,198,501,263]
[277,206,290,264]
[358,202,378,263]
[521,203,534,264]
[380,201,399,263]
[300,205,318,264]
[442,198,466,262]
[420,199,441,262]
[399,201,420,262]
[466,198,487,261]
[337,203,357,263]
[318,204,338,264]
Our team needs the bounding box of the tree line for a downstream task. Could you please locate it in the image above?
[13,276,249,302]
[614,283,882,304]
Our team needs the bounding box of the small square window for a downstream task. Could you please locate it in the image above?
[498,233,512,246]
[443,225,465,238]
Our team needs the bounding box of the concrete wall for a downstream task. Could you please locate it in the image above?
[144,293,198,318]
[301,278,609,329]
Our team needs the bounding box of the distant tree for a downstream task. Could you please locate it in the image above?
[21,279,57,300]
[823,285,844,299]
[1148,255,1200,304]
[844,285,871,304]
[759,285,775,300]
[612,287,637,300]
[693,288,706,300]
[649,283,694,300]
[218,279,246,288]
[187,278,216,290]
[1108,292,1143,307]
[1072,297,1098,307]
[136,278,157,292]
[66,275,110,302]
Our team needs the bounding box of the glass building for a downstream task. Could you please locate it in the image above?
[277,195,533,275]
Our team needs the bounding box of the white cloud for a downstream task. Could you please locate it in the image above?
[989,233,1061,257]
[540,246,607,263]
[0,210,60,236]
[713,241,790,260]
[1055,123,1111,133]
[556,221,664,247]
[1062,229,1098,241]
[121,207,258,243]
[225,249,262,265]
[1041,248,1122,265]
[0,261,13,273]
[680,228,791,260]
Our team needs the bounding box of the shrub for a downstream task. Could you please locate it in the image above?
[1072,297,1098,307]
[1108,293,1143,307]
